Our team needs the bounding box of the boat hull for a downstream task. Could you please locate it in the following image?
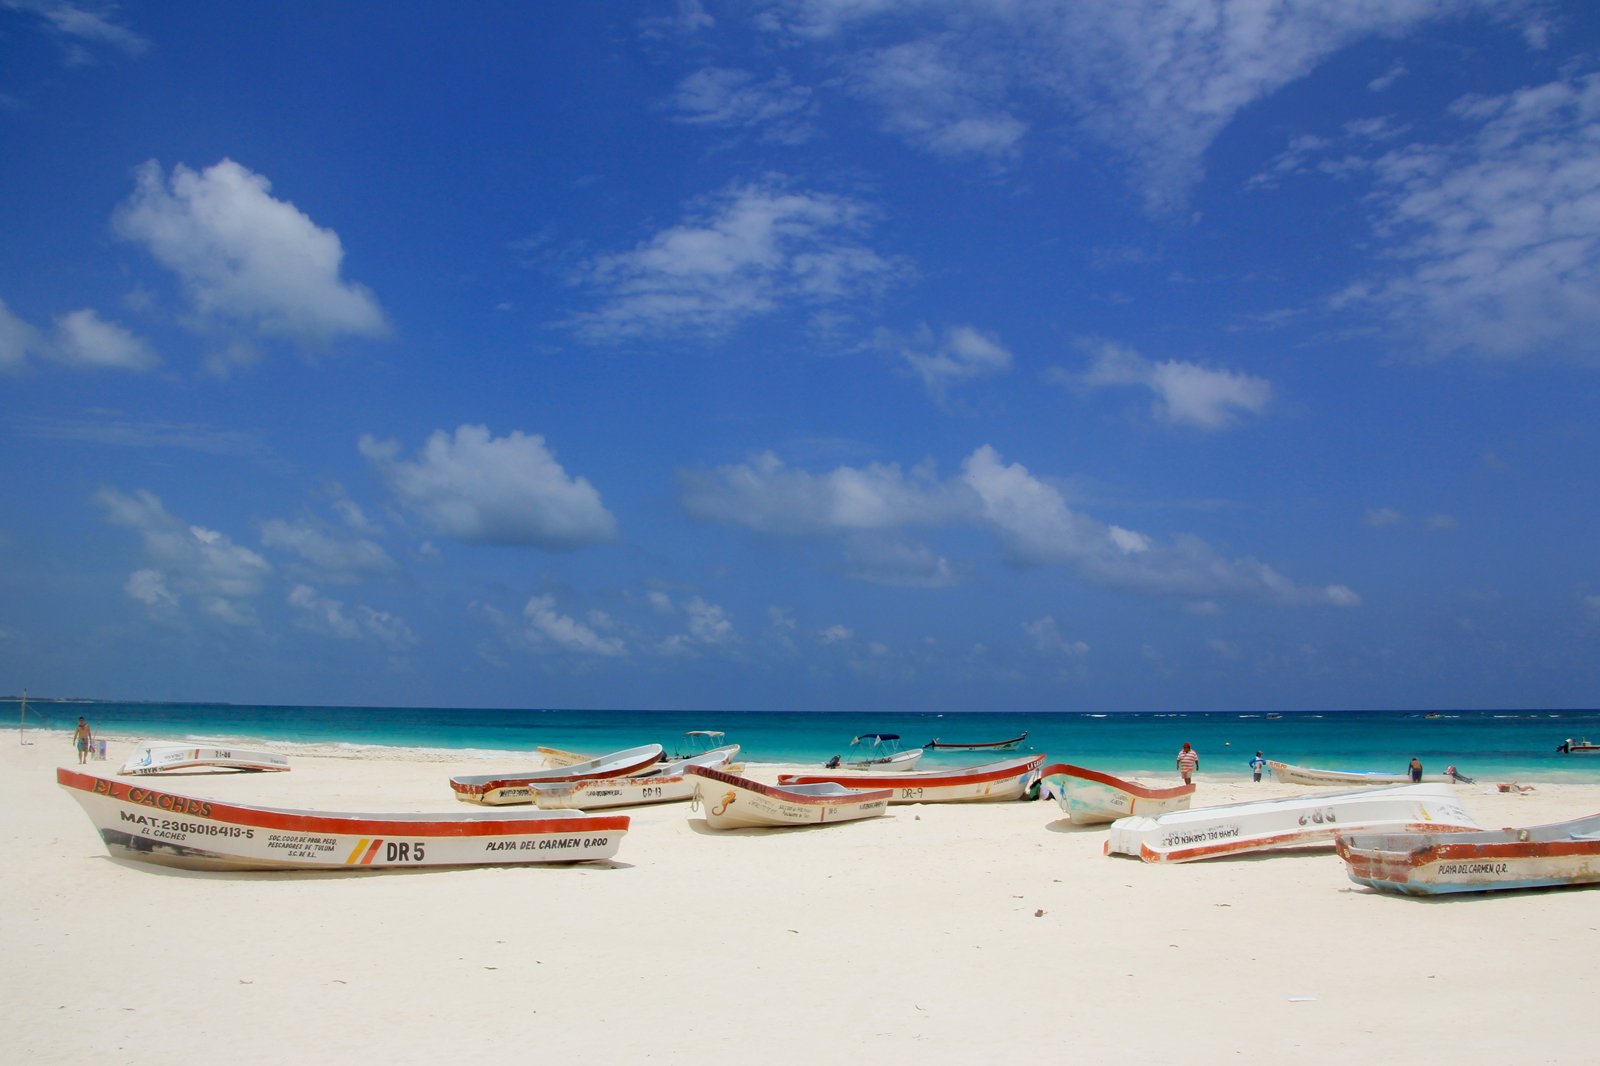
[58,768,628,871]
[1105,783,1479,863]
[1266,760,1441,786]
[689,766,890,829]
[843,748,924,771]
[1336,815,1600,895]
[523,747,739,809]
[778,754,1043,803]
[925,732,1027,751]
[451,744,664,804]
[119,741,289,775]
[1041,763,1194,824]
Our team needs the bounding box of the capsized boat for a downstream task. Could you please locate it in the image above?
[833,733,923,772]
[119,739,290,775]
[923,731,1027,752]
[1267,760,1444,786]
[58,768,628,871]
[778,754,1045,803]
[1104,783,1479,864]
[688,765,890,829]
[1041,763,1195,824]
[450,744,664,805]
[519,747,740,810]
[1336,813,1600,896]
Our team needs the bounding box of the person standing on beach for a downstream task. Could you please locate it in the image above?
[1408,757,1423,782]
[1176,742,1200,784]
[1249,751,1266,782]
[72,717,93,765]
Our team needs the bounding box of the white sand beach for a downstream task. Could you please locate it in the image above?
[4,735,1596,1065]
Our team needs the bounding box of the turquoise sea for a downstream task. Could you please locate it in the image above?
[10,700,1600,782]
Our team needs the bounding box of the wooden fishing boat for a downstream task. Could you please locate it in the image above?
[450,744,664,805]
[832,733,923,772]
[778,754,1045,803]
[923,731,1027,751]
[521,746,740,810]
[688,765,890,829]
[119,739,290,775]
[58,768,628,871]
[1104,783,1479,864]
[1335,814,1600,896]
[1266,760,1444,786]
[1556,738,1600,754]
[1041,763,1195,824]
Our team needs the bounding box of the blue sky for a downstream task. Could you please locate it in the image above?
[3,1,1598,712]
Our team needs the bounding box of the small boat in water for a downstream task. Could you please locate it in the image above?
[1556,738,1600,754]
[119,739,290,776]
[58,768,628,871]
[1267,760,1443,786]
[518,747,740,810]
[1041,763,1195,824]
[830,733,923,772]
[779,754,1045,803]
[1336,814,1600,895]
[1104,783,1479,863]
[688,765,890,829]
[450,744,664,805]
[923,731,1027,752]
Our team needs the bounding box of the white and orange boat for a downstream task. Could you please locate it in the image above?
[450,744,664,805]
[1041,763,1194,824]
[58,768,628,871]
[119,739,290,776]
[519,746,740,810]
[778,754,1044,803]
[1104,783,1479,864]
[1336,814,1600,896]
[688,765,890,829]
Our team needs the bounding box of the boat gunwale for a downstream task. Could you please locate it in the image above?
[59,768,630,838]
[1040,762,1196,801]
[777,753,1043,789]
[687,764,892,805]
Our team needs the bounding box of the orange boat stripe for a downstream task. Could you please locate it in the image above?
[361,839,382,865]
[345,839,371,864]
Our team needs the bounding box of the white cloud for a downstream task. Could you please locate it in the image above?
[1350,73,1600,361]
[50,308,159,371]
[1369,63,1408,93]
[113,159,388,343]
[842,534,960,588]
[125,568,177,610]
[96,487,271,626]
[1022,616,1089,657]
[0,296,44,372]
[756,0,1500,211]
[523,594,626,656]
[1365,507,1405,528]
[678,450,965,534]
[667,67,815,143]
[819,623,853,644]
[1076,340,1270,429]
[678,441,1363,605]
[360,425,616,549]
[261,517,397,582]
[846,37,1025,160]
[288,584,417,650]
[900,324,1013,401]
[679,444,1358,607]
[9,0,149,64]
[572,177,909,340]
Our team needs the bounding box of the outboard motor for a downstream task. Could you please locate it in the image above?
[825,755,841,769]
